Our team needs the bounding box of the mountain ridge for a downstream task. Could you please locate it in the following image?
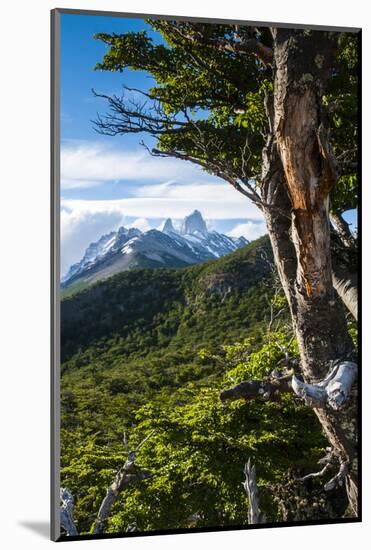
[61,235,273,362]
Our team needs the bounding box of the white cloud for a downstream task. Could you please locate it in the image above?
[228,221,267,241]
[60,206,124,275]
[126,217,151,232]
[61,196,263,222]
[134,180,252,203]
[61,142,215,189]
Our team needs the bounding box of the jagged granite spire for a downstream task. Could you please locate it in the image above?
[181,210,208,236]
[162,218,176,234]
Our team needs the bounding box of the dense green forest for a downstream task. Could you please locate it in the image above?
[60,237,353,534]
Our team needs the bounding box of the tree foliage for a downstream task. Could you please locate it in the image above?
[93,22,358,215]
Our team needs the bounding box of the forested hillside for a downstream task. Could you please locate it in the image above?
[60,237,350,535]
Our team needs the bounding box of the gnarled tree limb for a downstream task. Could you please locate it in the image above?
[324,461,349,491]
[332,272,357,321]
[220,370,293,403]
[291,361,357,411]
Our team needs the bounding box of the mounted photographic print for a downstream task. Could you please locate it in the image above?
[51,8,361,541]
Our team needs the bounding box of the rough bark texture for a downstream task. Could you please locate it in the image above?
[332,274,357,321]
[332,258,358,321]
[330,211,356,249]
[261,29,359,514]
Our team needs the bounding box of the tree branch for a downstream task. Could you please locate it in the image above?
[332,270,358,321]
[296,462,332,482]
[92,90,190,136]
[169,24,273,66]
[220,370,293,403]
[324,461,349,491]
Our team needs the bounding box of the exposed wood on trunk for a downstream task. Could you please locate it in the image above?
[243,459,266,524]
[273,28,353,371]
[260,122,298,320]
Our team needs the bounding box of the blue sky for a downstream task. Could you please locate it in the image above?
[60,13,266,274]
[60,13,356,275]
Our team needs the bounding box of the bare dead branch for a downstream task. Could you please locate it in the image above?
[93,431,154,534]
[297,463,332,482]
[60,488,78,537]
[243,459,266,524]
[60,432,155,537]
[324,461,349,491]
[291,361,357,410]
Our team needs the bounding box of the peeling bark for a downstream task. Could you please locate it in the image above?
[273,29,353,375]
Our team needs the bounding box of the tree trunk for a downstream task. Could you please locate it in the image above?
[261,28,358,515]
[332,270,358,321]
[330,211,356,249]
